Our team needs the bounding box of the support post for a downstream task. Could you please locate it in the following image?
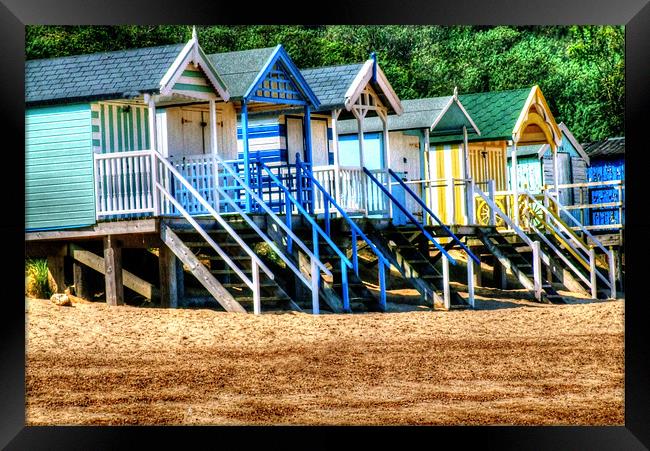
[552,145,560,201]
[608,247,616,299]
[304,105,314,214]
[442,255,450,310]
[531,241,542,301]
[175,257,185,305]
[468,179,476,224]
[423,128,431,223]
[158,243,178,308]
[380,109,393,218]
[589,247,597,299]
[467,249,475,308]
[209,100,220,212]
[511,142,519,226]
[332,109,342,209]
[252,261,261,314]
[355,110,367,216]
[488,179,496,227]
[73,261,92,299]
[472,252,483,287]
[145,94,160,216]
[311,258,320,315]
[463,126,472,225]
[103,235,124,306]
[47,255,66,294]
[241,99,251,213]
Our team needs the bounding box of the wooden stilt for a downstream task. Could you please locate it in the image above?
[159,244,178,308]
[103,235,124,306]
[175,257,185,305]
[73,261,92,299]
[47,255,66,294]
[472,251,483,287]
[492,257,507,289]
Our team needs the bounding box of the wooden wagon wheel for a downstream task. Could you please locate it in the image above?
[518,196,545,231]
[476,198,506,227]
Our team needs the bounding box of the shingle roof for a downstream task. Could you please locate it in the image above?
[430,87,531,143]
[207,47,277,99]
[26,43,186,105]
[583,137,625,158]
[336,97,451,134]
[301,63,364,111]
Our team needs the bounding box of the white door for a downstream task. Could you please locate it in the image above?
[310,119,329,167]
[287,117,304,164]
[181,109,209,157]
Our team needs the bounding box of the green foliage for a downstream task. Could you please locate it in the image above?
[25,259,51,299]
[25,25,624,142]
[253,242,286,269]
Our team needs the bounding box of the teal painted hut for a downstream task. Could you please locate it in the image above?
[26,33,230,231]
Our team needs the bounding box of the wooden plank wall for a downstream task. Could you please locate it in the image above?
[26,103,96,231]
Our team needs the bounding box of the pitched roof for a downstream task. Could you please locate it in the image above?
[430,87,531,143]
[26,43,186,105]
[207,47,276,99]
[583,137,625,158]
[301,63,364,110]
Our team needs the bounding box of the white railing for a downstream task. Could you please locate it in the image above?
[472,184,544,301]
[536,190,616,299]
[94,150,155,217]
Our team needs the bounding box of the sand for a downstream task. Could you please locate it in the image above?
[25,290,624,425]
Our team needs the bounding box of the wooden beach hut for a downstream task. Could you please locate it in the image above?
[335,90,481,224]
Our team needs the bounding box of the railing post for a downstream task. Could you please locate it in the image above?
[151,151,160,216]
[531,241,542,302]
[285,195,293,254]
[467,249,475,308]
[351,229,359,275]
[341,259,350,312]
[256,159,263,213]
[241,99,252,213]
[252,260,261,315]
[442,255,450,310]
[467,179,475,226]
[311,257,320,315]
[608,247,617,299]
[488,179,496,227]
[589,247,597,299]
[378,262,387,312]
[296,153,303,210]
[324,200,330,236]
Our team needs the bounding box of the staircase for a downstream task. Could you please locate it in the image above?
[475,227,565,304]
[166,222,299,311]
[153,151,331,314]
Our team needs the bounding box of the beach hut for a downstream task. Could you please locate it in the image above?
[335,91,481,224]
[582,137,625,232]
[26,29,230,232]
[507,122,590,210]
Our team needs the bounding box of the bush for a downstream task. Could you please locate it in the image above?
[25,259,52,299]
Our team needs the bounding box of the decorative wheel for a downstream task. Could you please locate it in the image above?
[476,198,506,227]
[518,196,545,231]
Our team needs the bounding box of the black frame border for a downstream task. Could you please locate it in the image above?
[3,0,649,448]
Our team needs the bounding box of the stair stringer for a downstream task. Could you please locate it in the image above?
[368,228,446,306]
[160,222,246,313]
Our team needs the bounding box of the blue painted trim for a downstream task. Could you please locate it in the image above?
[241,100,251,212]
[259,161,352,269]
[243,45,321,108]
[387,168,480,265]
[363,167,457,265]
[297,160,390,310]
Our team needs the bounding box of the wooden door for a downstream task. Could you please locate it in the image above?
[310,119,329,167]
[287,117,304,164]
[181,109,209,156]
